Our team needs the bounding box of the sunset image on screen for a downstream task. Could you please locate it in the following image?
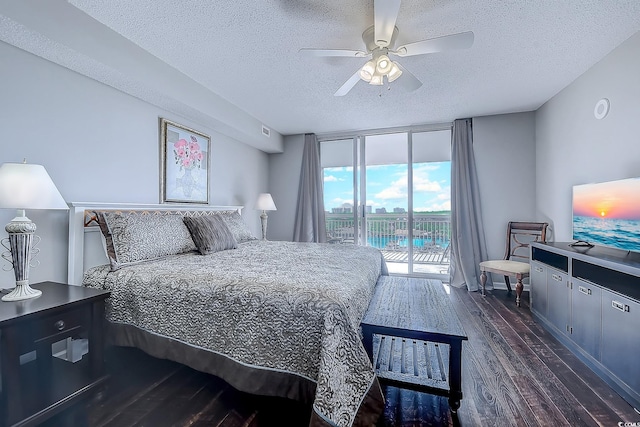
[573,177,640,252]
[573,178,640,220]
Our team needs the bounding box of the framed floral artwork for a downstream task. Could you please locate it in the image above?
[160,118,211,204]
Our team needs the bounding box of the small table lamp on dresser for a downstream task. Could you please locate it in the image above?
[0,160,68,301]
[255,193,277,240]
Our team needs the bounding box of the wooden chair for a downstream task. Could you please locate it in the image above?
[479,221,548,306]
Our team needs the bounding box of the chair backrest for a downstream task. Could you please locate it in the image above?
[504,221,548,262]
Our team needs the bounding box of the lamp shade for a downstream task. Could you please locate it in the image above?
[255,193,277,211]
[369,72,384,86]
[358,60,376,82]
[0,162,67,210]
[387,62,403,82]
[376,54,392,74]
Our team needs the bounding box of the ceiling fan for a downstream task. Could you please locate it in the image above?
[299,0,474,96]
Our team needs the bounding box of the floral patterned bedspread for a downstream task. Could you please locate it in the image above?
[83,240,386,427]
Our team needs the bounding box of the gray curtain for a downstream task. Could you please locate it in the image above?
[450,118,489,291]
[293,133,327,243]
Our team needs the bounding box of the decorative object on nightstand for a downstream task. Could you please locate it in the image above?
[0,160,68,301]
[255,193,277,240]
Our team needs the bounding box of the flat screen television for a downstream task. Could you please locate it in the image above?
[572,177,640,253]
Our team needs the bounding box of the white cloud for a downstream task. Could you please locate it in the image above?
[374,169,443,201]
[414,176,442,193]
[324,175,341,182]
[332,197,353,205]
[414,200,450,211]
[374,176,407,200]
[433,200,451,211]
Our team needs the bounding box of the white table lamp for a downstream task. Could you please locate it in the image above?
[0,161,68,301]
[255,193,277,240]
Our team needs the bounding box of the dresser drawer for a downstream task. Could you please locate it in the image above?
[31,306,88,341]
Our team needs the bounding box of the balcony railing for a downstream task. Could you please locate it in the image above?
[325,213,451,268]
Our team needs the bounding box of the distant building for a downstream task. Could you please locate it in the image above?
[332,206,353,214]
[393,207,406,213]
[375,207,387,214]
[365,205,372,214]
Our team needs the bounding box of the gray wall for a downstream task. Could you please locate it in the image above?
[0,42,269,288]
[474,113,537,260]
[268,134,305,241]
[536,31,640,241]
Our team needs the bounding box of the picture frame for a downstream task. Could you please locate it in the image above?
[159,118,211,204]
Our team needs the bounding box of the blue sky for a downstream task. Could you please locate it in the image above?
[323,161,451,212]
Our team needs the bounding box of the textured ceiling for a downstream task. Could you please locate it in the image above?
[3,1,640,147]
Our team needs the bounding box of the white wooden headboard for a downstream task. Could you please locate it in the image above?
[67,202,244,286]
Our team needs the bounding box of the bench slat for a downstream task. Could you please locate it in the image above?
[372,336,452,390]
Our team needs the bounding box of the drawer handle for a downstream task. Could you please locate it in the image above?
[612,300,630,313]
[534,266,543,273]
[54,320,66,331]
[578,286,591,296]
[551,274,562,282]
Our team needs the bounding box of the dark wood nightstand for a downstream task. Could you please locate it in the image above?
[0,281,110,427]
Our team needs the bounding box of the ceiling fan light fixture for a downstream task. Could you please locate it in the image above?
[358,60,376,82]
[376,54,392,74]
[387,62,403,82]
[369,71,384,86]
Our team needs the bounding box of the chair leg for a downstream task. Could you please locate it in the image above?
[504,276,512,292]
[480,271,487,296]
[515,277,524,307]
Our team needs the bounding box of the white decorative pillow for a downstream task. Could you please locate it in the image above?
[97,212,196,271]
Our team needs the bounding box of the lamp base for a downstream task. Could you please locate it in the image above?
[2,280,42,301]
[1,214,41,302]
[260,211,268,241]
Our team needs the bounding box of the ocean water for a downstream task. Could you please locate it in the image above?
[573,216,640,252]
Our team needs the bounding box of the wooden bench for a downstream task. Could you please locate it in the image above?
[361,276,468,412]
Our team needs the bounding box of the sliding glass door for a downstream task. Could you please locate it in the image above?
[321,138,359,244]
[363,133,410,273]
[411,130,452,277]
[321,128,451,279]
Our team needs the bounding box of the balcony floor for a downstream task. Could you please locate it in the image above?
[380,249,450,276]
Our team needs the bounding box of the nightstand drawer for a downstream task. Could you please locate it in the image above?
[31,307,88,341]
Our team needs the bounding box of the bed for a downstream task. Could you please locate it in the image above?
[67,202,388,427]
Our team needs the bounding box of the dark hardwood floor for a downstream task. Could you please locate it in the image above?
[47,286,639,426]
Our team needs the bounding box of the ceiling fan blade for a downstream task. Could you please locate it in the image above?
[334,69,362,96]
[374,0,401,47]
[299,48,367,58]
[395,63,422,92]
[393,31,474,57]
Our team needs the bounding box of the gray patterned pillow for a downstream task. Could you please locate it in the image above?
[98,212,197,271]
[217,211,256,242]
[183,215,238,255]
